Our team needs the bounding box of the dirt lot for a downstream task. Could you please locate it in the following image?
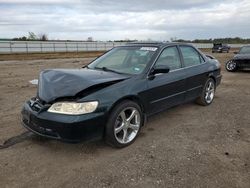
[0,51,249,188]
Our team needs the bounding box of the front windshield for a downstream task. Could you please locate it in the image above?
[239,46,250,54]
[88,46,158,75]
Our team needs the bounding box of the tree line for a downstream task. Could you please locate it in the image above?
[173,37,250,44]
[1,34,250,43]
[12,32,48,41]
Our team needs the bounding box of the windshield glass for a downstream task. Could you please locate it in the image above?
[88,46,158,75]
[239,46,250,54]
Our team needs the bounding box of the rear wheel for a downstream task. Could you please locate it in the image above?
[105,100,143,148]
[196,78,216,106]
[225,60,237,72]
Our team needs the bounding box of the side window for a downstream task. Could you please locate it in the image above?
[155,46,181,71]
[180,46,204,67]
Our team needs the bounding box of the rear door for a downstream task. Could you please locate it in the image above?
[178,45,208,102]
[145,46,187,115]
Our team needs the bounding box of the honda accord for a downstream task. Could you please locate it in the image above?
[21,42,222,147]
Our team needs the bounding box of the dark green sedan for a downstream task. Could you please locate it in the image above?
[21,42,222,147]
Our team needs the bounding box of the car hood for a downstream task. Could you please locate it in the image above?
[234,54,250,60]
[38,68,130,103]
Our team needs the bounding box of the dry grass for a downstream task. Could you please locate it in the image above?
[0,48,240,61]
[0,51,105,61]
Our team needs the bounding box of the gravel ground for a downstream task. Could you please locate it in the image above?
[0,52,249,188]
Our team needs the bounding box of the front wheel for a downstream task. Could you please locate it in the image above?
[196,78,216,106]
[225,60,237,72]
[105,100,143,148]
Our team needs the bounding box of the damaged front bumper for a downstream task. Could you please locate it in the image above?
[21,98,106,142]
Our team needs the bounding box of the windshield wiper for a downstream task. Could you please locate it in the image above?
[94,67,123,74]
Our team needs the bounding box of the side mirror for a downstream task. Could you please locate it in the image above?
[234,52,238,54]
[150,65,170,76]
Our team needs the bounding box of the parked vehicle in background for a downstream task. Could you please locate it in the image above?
[212,43,230,53]
[21,42,222,148]
[225,45,250,72]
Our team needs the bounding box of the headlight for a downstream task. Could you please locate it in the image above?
[48,101,98,115]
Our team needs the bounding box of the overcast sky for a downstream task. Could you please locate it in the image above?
[0,0,250,41]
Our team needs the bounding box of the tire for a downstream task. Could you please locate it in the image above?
[105,100,143,148]
[196,78,216,106]
[225,60,237,72]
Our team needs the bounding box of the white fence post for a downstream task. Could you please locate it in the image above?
[9,42,12,53]
[40,42,43,53]
[53,43,56,52]
[26,42,28,54]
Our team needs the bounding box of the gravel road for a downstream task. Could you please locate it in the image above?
[0,52,249,188]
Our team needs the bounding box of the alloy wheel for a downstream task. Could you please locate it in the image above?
[226,60,236,71]
[205,81,215,104]
[114,107,141,144]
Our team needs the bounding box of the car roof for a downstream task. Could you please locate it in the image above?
[123,42,194,48]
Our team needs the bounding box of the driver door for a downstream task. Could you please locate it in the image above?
[145,46,187,115]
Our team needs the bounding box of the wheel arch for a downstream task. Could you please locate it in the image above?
[207,71,217,86]
[108,95,146,115]
[208,75,216,85]
[107,95,146,128]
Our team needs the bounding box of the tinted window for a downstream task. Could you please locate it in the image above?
[155,46,181,71]
[180,46,204,67]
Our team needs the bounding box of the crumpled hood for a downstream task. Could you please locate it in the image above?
[38,68,130,103]
[234,54,250,60]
